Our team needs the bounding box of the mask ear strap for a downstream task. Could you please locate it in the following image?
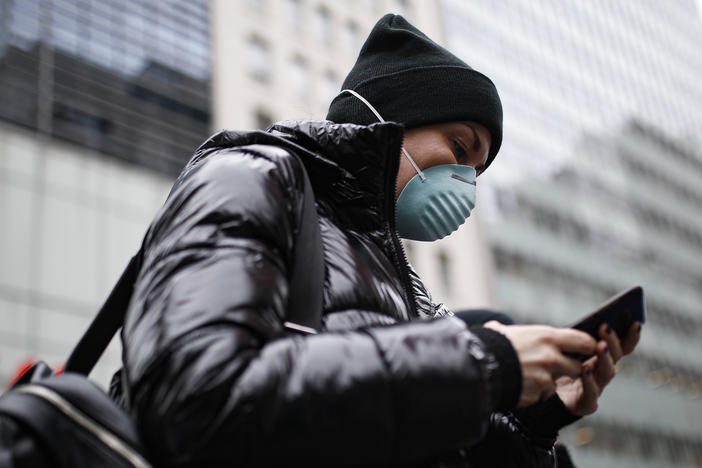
[340,89,427,181]
[400,147,426,181]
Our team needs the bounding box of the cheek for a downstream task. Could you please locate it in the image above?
[395,157,417,199]
[417,137,456,169]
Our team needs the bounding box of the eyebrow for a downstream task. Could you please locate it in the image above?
[459,122,482,152]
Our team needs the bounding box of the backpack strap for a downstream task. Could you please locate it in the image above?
[64,254,141,375]
[65,154,324,374]
[283,157,323,335]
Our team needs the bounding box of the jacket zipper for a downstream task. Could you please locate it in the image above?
[385,135,418,320]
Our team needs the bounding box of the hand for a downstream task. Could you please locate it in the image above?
[484,321,597,408]
[556,321,642,416]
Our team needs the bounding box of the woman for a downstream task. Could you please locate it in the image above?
[120,15,640,467]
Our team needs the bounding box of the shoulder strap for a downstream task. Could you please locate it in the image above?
[65,155,324,374]
[65,254,140,375]
[283,156,324,335]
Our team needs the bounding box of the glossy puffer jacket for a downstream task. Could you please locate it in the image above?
[120,120,565,467]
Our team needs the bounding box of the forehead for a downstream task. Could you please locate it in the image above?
[418,121,490,142]
[458,121,492,144]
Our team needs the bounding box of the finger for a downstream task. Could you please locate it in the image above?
[621,321,642,355]
[483,320,505,333]
[540,377,557,401]
[580,364,600,414]
[550,352,584,380]
[583,354,598,368]
[593,341,616,387]
[521,371,554,407]
[599,323,623,363]
[553,328,598,356]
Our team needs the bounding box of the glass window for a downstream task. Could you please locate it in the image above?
[314,7,332,46]
[343,21,360,56]
[245,0,266,13]
[0,0,212,176]
[245,36,271,82]
[320,70,339,106]
[255,109,274,129]
[392,0,412,19]
[51,8,81,56]
[8,1,42,47]
[366,0,380,14]
[437,250,452,294]
[291,56,309,98]
[285,0,303,30]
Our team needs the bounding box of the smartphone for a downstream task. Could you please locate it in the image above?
[567,286,646,361]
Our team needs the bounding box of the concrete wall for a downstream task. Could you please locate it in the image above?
[0,122,173,387]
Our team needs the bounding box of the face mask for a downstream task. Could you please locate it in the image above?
[340,89,478,241]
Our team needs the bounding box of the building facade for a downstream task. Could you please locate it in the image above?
[211,0,442,130]
[0,0,212,385]
[210,0,498,310]
[441,0,702,466]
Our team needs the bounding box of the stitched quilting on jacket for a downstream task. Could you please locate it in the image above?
[119,120,558,467]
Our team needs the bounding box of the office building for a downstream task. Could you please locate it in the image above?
[0,0,212,385]
[441,1,702,466]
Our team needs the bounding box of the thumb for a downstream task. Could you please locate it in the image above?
[484,320,507,333]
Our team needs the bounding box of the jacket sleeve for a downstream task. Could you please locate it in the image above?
[122,146,511,467]
[460,396,580,468]
[436,311,571,467]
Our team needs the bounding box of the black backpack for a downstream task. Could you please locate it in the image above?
[0,155,323,467]
[0,254,153,468]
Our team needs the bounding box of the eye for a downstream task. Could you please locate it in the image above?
[452,140,469,165]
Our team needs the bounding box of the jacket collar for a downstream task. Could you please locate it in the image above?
[269,120,406,232]
[192,120,405,231]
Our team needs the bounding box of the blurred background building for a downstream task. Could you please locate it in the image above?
[1,0,701,467]
[440,1,702,466]
[0,0,211,385]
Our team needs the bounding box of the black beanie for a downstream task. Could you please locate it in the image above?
[326,14,503,170]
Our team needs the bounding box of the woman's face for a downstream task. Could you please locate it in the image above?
[395,121,492,199]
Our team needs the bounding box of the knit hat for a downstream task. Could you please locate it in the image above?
[326,14,503,169]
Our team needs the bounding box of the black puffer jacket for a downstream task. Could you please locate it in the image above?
[121,120,566,467]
